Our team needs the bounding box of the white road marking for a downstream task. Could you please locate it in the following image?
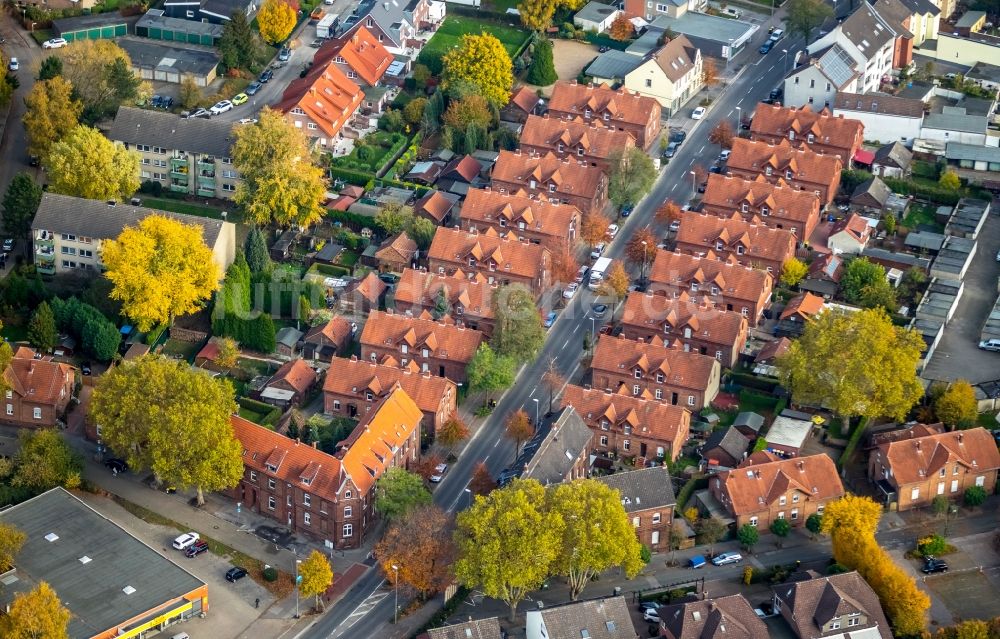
[562,338,571,349]
[330,587,388,638]
[528,388,535,398]
[670,183,677,192]
[698,145,705,154]
[768,65,775,72]
[448,480,473,511]
[494,438,501,448]
[727,109,734,116]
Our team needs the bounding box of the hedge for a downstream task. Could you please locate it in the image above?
[444,4,521,25]
[238,397,282,427]
[675,476,709,510]
[727,371,779,393]
[410,586,470,638]
[883,177,962,206]
[328,166,431,198]
[584,31,630,51]
[837,416,869,470]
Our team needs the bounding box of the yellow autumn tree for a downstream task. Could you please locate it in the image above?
[0,581,71,639]
[44,125,140,202]
[257,0,297,45]
[298,550,334,612]
[442,33,514,107]
[23,77,83,160]
[101,214,220,331]
[518,0,557,31]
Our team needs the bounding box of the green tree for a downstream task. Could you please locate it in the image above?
[931,494,950,517]
[883,213,897,235]
[214,337,241,370]
[233,108,327,228]
[526,38,557,86]
[298,550,334,612]
[786,0,833,40]
[806,513,823,539]
[12,429,83,491]
[505,409,535,459]
[0,581,71,639]
[408,216,436,251]
[770,518,791,547]
[2,173,43,247]
[964,485,987,507]
[0,522,26,572]
[467,343,515,403]
[101,214,220,332]
[37,56,62,80]
[257,0,297,44]
[492,284,545,361]
[374,202,414,235]
[939,169,961,190]
[547,480,644,600]
[403,97,427,125]
[737,523,759,552]
[375,467,432,520]
[56,39,148,122]
[608,147,657,215]
[841,257,896,310]
[696,517,728,555]
[23,77,83,160]
[443,94,493,132]
[105,58,143,114]
[777,307,924,433]
[45,125,139,202]
[454,479,563,620]
[89,356,242,505]
[219,10,258,71]
[442,33,514,107]
[244,226,273,275]
[781,257,808,287]
[27,301,58,353]
[412,63,431,90]
[934,380,977,428]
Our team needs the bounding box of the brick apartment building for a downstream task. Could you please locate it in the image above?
[647,249,775,326]
[490,150,609,217]
[392,268,497,335]
[726,138,844,204]
[749,103,865,164]
[2,347,74,428]
[595,466,676,550]
[701,174,822,240]
[590,334,721,408]
[519,114,637,171]
[674,212,798,275]
[427,226,552,297]
[546,80,662,150]
[619,291,749,368]
[359,310,485,382]
[459,187,581,253]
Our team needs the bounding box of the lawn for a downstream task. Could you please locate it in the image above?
[976,410,998,429]
[0,322,28,343]
[901,203,943,232]
[238,406,268,423]
[331,131,407,173]
[416,16,530,75]
[142,196,237,222]
[160,338,200,362]
[30,30,53,46]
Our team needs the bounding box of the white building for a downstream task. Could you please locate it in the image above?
[921,107,991,146]
[573,1,620,32]
[832,91,924,145]
[622,34,703,115]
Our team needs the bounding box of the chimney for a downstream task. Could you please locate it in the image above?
[958,432,963,443]
[312,442,318,449]
[295,438,300,445]
[916,441,921,450]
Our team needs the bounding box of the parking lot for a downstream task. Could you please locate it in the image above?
[925,568,1000,622]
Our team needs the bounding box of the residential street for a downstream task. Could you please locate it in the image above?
[0,14,45,196]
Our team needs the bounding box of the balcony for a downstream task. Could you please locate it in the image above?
[34,230,54,247]
[197,159,215,171]
[196,187,215,197]
[169,183,189,193]
[197,174,216,189]
[36,262,55,275]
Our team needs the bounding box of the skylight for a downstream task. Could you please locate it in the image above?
[44,533,59,542]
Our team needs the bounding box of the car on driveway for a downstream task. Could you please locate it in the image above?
[185,540,210,557]
[692,106,706,120]
[712,551,743,566]
[172,532,200,550]
[210,100,233,115]
[185,108,211,119]
[259,69,274,83]
[592,303,608,318]
[231,93,249,106]
[2,238,14,252]
[246,81,263,95]
[643,608,661,623]
[104,458,128,473]
[430,463,448,483]
[544,311,558,328]
[225,566,248,582]
[922,558,949,574]
[42,37,68,49]
[979,339,1000,352]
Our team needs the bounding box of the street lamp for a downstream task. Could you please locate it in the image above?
[589,316,596,353]
[294,558,302,618]
[640,240,648,284]
[735,106,742,131]
[464,487,473,509]
[782,49,789,71]
[532,398,539,425]
[392,564,400,624]
[689,170,696,193]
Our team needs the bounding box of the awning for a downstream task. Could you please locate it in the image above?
[260,387,295,401]
[853,149,875,165]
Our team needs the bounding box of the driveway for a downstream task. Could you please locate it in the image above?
[922,199,1000,384]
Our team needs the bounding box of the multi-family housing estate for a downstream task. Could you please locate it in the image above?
[359,310,484,382]
[518,114,636,171]
[591,334,722,408]
[594,466,676,550]
[30,193,237,276]
[774,571,893,639]
[562,384,692,461]
[619,291,750,367]
[108,107,241,200]
[647,249,775,326]
[277,50,364,148]
[345,0,445,54]
[726,138,843,204]
[323,355,457,435]
[709,451,846,529]
[868,425,1000,511]
[749,103,865,164]
[546,81,662,150]
[701,174,822,239]
[228,385,422,547]
[459,187,581,252]
[674,213,797,275]
[324,27,396,114]
[427,227,552,296]
[490,150,609,217]
[2,347,75,428]
[622,35,704,115]
[392,268,497,335]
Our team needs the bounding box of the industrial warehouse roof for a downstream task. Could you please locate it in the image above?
[946,142,1000,163]
[0,488,206,639]
[649,12,757,45]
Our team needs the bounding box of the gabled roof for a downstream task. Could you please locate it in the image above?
[346,271,388,303]
[303,316,354,347]
[109,106,237,158]
[649,34,699,83]
[562,383,691,453]
[808,253,843,282]
[831,213,873,244]
[394,268,496,321]
[461,188,581,241]
[715,454,845,516]
[875,427,1000,486]
[594,466,676,513]
[266,359,317,395]
[491,150,606,200]
[442,155,482,183]
[703,427,751,467]
[322,355,456,415]
[375,232,418,264]
[335,385,423,492]
[427,617,503,639]
[755,337,791,362]
[833,91,925,118]
[851,176,891,207]
[360,310,485,364]
[660,594,767,639]
[547,80,659,129]
[648,249,773,305]
[701,174,821,228]
[898,0,939,15]
[428,226,551,282]
[414,190,459,222]
[3,348,73,405]
[780,292,826,321]
[675,212,796,266]
[531,596,636,639]
[520,114,636,161]
[515,407,593,486]
[276,62,363,138]
[620,291,748,348]
[331,27,392,86]
[874,141,914,170]
[591,334,719,393]
[774,571,892,639]
[870,0,914,37]
[727,138,843,185]
[839,4,900,54]
[508,85,541,114]
[750,103,863,151]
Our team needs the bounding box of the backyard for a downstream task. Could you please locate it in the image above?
[331,131,409,174]
[901,203,944,233]
[416,16,531,75]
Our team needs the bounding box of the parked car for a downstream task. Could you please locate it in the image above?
[669,219,681,232]
[719,149,731,162]
[563,282,579,299]
[186,108,211,119]
[709,164,722,174]
[209,100,234,115]
[378,272,400,285]
[185,540,210,557]
[8,57,17,71]
[246,81,263,95]
[692,106,706,120]
[606,223,619,239]
[712,551,743,566]
[669,129,687,144]
[979,339,1000,352]
[172,532,200,550]
[543,311,558,328]
[922,557,949,574]
[231,93,249,106]
[80,361,92,375]
[759,40,775,54]
[259,69,274,83]
[42,38,68,49]
[104,458,128,473]
[158,96,174,109]
[430,463,448,483]
[697,181,707,193]
[237,118,259,125]
[643,608,661,623]
[664,141,679,158]
[769,28,784,41]
[225,566,248,582]
[574,265,589,284]
[310,38,324,47]
[688,555,707,569]
[2,238,14,252]
[638,601,660,612]
[722,6,740,17]
[621,204,634,218]
[278,47,291,61]
[590,242,606,260]
[591,303,608,318]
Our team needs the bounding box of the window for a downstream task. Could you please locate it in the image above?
[741,203,748,213]
[807,133,815,143]
[655,389,663,400]
[268,478,276,490]
[778,511,785,519]
[5,391,10,399]
[304,494,311,507]
[5,404,11,416]
[940,468,946,477]
[652,512,661,524]
[736,245,745,255]
[307,123,318,130]
[817,505,825,515]
[344,506,352,517]
[779,496,787,506]
[761,206,769,216]
[632,385,640,395]
[632,516,640,527]
[61,247,76,255]
[250,471,257,481]
[268,496,276,510]
[830,621,841,630]
[951,480,958,493]
[687,395,695,406]
[80,250,93,259]
[953,464,959,475]
[333,400,341,410]
[749,517,758,527]
[600,435,608,446]
[645,79,652,88]
[343,523,353,537]
[848,617,860,627]
[791,509,799,520]
[911,487,920,501]
[222,183,236,192]
[345,490,352,499]
[635,370,642,379]
[304,513,311,525]
[715,351,723,360]
[976,475,986,487]
[623,440,631,451]
[765,166,773,176]
[186,9,195,17]
[809,78,815,88]
[287,494,292,507]
[792,494,799,503]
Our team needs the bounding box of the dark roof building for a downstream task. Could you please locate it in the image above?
[0,488,209,639]
[427,617,504,639]
[701,426,751,470]
[595,466,676,511]
[733,412,765,437]
[773,570,892,639]
[109,106,237,158]
[501,407,593,487]
[659,594,767,639]
[525,596,637,639]
[117,37,221,85]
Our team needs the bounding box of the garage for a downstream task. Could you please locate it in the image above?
[52,13,128,43]
[136,9,223,47]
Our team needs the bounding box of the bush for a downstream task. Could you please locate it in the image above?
[639,544,652,564]
[238,398,281,426]
[49,297,121,361]
[139,180,164,196]
[883,176,963,206]
[727,371,779,393]
[263,566,278,581]
[917,534,947,556]
[964,485,987,507]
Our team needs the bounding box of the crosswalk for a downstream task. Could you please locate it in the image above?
[329,587,388,638]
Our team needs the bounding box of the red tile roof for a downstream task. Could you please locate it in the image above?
[508,86,541,114]
[414,190,457,223]
[303,316,354,348]
[276,62,363,138]
[323,355,457,417]
[591,333,719,392]
[875,427,1000,487]
[779,292,825,321]
[547,81,659,131]
[346,271,388,303]
[716,454,845,516]
[268,359,317,395]
[394,268,496,322]
[491,150,606,201]
[443,155,482,183]
[461,188,580,243]
[561,384,691,452]
[675,212,796,267]
[701,174,821,231]
[519,114,635,162]
[3,348,73,406]
[648,249,773,307]
[830,213,872,245]
[360,310,485,364]
[621,291,748,348]
[727,138,843,187]
[750,103,864,152]
[755,337,791,362]
[375,232,418,265]
[332,27,392,86]
[427,226,550,283]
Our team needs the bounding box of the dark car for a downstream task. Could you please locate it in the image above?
[246,81,263,95]
[669,129,687,144]
[104,458,128,473]
[922,558,948,574]
[186,540,210,557]
[621,204,634,218]
[225,567,248,582]
[664,141,679,158]
[378,272,400,285]
[769,87,783,101]
[150,94,163,108]
[697,181,707,193]
[80,361,92,375]
[259,69,274,83]
[592,303,608,318]
[638,601,660,612]
[709,165,722,174]
[159,96,174,109]
[759,40,774,54]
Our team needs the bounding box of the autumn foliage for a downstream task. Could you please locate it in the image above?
[656,200,682,224]
[624,228,657,267]
[376,505,455,599]
[708,121,735,149]
[580,212,611,247]
[609,14,634,41]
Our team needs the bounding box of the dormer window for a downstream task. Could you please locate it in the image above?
[366,391,374,401]
[558,143,565,152]
[468,257,477,267]
[691,283,698,292]
[737,245,745,255]
[656,373,665,383]
[529,179,537,189]
[711,286,719,295]
[634,369,642,379]
[577,147,584,156]
[761,206,769,216]
[715,241,724,250]
[584,108,592,118]
[401,344,408,354]
[785,170,793,179]
[741,203,748,213]
[422,348,429,357]
[788,131,795,141]
[765,166,773,176]
[807,134,815,143]
[499,218,507,227]
[603,112,610,121]
[683,327,692,338]
[548,183,556,193]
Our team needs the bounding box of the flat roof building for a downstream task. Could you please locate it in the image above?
[0,487,208,639]
[118,36,221,86]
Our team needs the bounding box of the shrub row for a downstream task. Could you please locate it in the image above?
[238,397,282,427]
[675,476,709,510]
[837,416,869,470]
[727,371,779,393]
[883,177,962,206]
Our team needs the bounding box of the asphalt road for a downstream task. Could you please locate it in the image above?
[0,15,45,196]
[298,30,807,639]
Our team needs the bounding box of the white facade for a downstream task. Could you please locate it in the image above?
[623,42,703,114]
[809,28,892,94]
[833,108,923,145]
[784,65,860,109]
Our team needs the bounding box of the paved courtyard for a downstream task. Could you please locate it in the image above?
[524,40,599,95]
